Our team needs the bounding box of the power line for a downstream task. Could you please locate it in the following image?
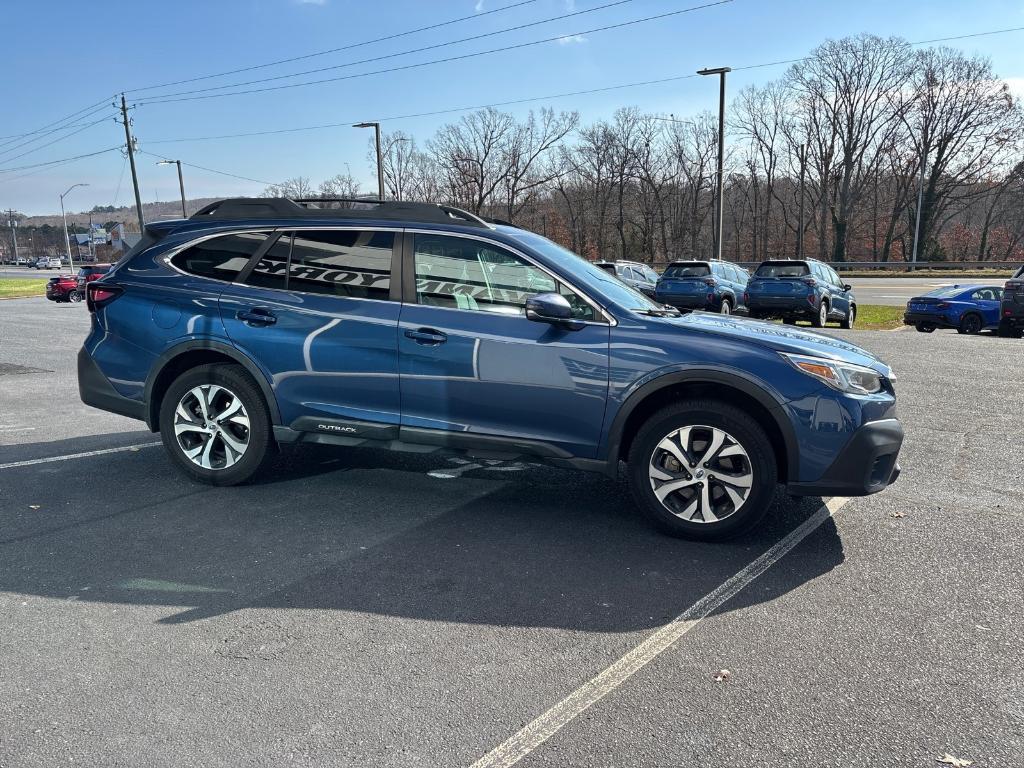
[0,146,124,176]
[135,0,640,102]
[137,1,734,106]
[0,96,113,151]
[126,0,541,94]
[0,116,114,143]
[137,149,277,186]
[0,114,115,168]
[0,147,123,185]
[143,23,1024,147]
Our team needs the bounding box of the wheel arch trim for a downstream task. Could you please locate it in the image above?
[143,339,281,430]
[603,366,800,479]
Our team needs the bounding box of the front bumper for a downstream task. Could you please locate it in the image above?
[787,418,903,497]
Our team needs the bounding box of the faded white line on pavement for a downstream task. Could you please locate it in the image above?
[470,496,851,768]
[0,441,162,470]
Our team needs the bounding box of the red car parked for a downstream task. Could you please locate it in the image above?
[45,275,82,303]
[76,264,112,295]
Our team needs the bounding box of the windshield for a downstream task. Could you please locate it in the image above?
[663,263,710,278]
[504,230,661,311]
[756,262,810,278]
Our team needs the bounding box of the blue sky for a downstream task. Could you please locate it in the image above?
[2,0,1023,216]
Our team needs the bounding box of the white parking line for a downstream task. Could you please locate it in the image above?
[0,441,162,471]
[470,496,850,768]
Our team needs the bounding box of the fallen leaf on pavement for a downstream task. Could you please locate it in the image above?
[28,505,40,510]
[936,754,973,767]
[890,511,906,518]
[713,669,731,683]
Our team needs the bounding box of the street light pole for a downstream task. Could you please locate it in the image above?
[157,159,188,217]
[910,147,928,270]
[354,121,385,200]
[698,66,731,261]
[59,183,88,273]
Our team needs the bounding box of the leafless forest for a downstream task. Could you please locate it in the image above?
[266,34,1024,265]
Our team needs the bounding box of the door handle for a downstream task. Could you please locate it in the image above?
[237,307,277,326]
[404,328,447,345]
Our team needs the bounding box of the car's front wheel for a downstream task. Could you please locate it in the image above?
[68,290,82,303]
[957,313,983,335]
[840,304,856,329]
[627,401,778,540]
[159,363,274,486]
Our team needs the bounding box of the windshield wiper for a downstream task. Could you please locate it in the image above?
[632,307,681,317]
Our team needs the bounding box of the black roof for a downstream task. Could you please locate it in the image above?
[190,197,495,229]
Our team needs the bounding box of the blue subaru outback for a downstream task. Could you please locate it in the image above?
[78,198,902,540]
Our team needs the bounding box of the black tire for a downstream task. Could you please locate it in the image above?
[957,313,983,335]
[626,400,778,541]
[997,320,1023,339]
[915,323,935,333]
[719,298,732,315]
[68,290,82,303]
[811,300,829,328]
[159,363,274,486]
[840,304,856,330]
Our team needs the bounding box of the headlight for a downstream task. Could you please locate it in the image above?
[781,353,885,395]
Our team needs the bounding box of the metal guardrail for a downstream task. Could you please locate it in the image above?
[648,260,1021,272]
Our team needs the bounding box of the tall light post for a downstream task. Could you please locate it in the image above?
[698,66,731,261]
[910,147,928,270]
[59,183,88,272]
[353,121,385,200]
[156,159,188,217]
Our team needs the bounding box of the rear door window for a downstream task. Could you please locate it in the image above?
[171,232,271,282]
[287,230,395,300]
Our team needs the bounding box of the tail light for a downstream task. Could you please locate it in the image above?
[935,301,950,310]
[703,277,717,287]
[86,282,123,312]
[802,277,817,287]
[743,291,750,303]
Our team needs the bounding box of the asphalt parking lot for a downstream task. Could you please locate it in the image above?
[1,297,1022,767]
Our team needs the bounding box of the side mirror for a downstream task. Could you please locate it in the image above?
[526,293,584,331]
[843,283,853,291]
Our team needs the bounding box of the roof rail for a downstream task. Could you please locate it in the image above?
[189,197,496,229]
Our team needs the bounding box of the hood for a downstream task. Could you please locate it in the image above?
[663,312,891,374]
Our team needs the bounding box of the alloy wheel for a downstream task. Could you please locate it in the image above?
[648,425,754,523]
[720,301,731,315]
[819,303,828,326]
[173,384,251,470]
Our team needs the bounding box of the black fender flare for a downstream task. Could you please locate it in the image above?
[602,368,800,480]
[143,339,281,429]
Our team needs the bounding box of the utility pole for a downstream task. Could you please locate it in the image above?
[797,144,806,260]
[156,159,188,217]
[88,212,95,263]
[119,94,145,233]
[698,67,731,261]
[5,210,19,265]
[910,146,928,271]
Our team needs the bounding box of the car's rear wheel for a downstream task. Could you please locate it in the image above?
[719,298,732,315]
[915,323,935,333]
[68,290,82,303]
[627,401,778,540]
[159,364,274,486]
[957,313,983,335]
[840,304,855,329]
[811,301,829,328]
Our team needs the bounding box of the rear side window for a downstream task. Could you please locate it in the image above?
[171,232,270,282]
[664,263,711,278]
[756,261,810,278]
[288,230,395,300]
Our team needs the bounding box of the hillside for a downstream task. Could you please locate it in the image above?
[22,198,226,230]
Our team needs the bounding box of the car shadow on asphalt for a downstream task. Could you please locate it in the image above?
[0,435,844,633]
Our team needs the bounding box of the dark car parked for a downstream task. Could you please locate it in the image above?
[745,259,856,328]
[594,260,659,298]
[78,197,903,541]
[903,285,1003,335]
[998,265,1024,338]
[655,260,750,314]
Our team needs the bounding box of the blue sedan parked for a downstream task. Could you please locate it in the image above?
[903,285,1004,334]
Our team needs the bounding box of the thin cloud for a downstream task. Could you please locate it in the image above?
[475,0,485,11]
[557,34,587,45]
